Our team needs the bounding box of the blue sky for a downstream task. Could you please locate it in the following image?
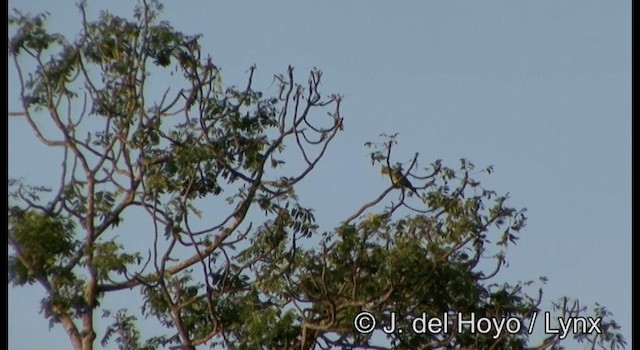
[8,1,631,349]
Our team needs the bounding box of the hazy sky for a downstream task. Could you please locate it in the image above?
[8,1,631,349]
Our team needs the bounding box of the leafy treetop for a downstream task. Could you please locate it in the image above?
[8,1,626,350]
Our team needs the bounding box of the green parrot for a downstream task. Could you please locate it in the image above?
[381,165,418,195]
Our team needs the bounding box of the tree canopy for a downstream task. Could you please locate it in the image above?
[8,1,626,349]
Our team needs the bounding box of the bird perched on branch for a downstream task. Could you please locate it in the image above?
[381,164,418,196]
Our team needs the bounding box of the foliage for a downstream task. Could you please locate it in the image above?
[8,1,626,349]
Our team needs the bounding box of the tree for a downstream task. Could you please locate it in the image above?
[8,1,626,349]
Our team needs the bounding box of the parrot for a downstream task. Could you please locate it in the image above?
[381,164,418,196]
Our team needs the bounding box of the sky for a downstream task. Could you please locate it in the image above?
[8,1,631,349]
